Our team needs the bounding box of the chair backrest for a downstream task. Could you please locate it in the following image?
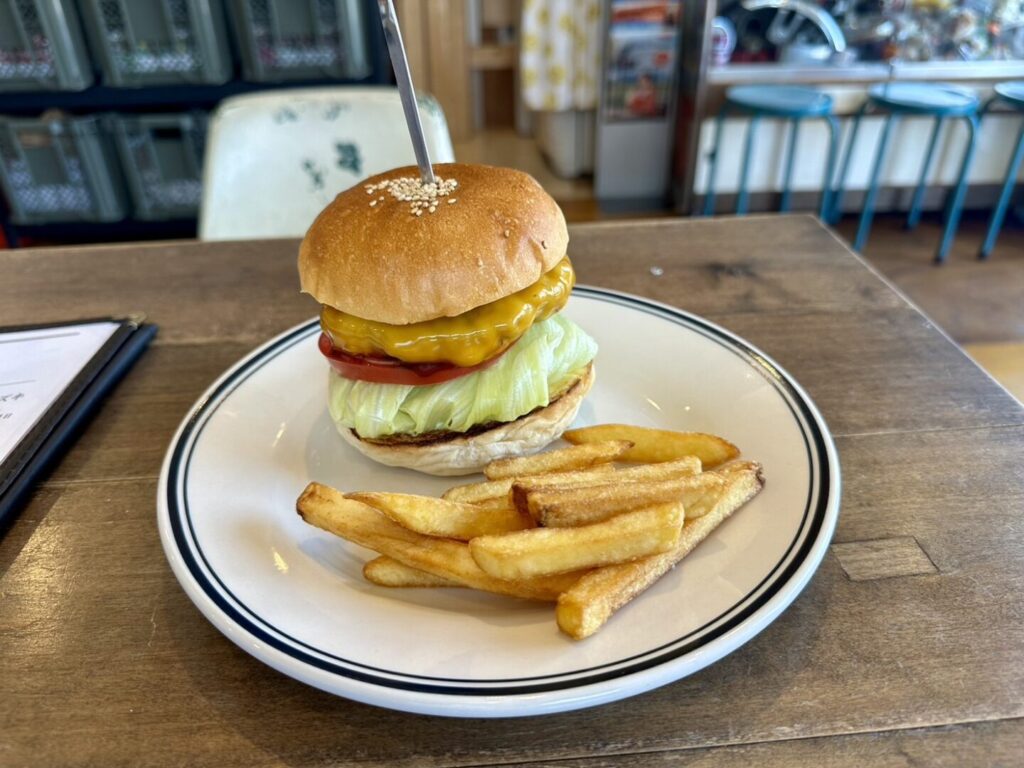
[199,87,455,240]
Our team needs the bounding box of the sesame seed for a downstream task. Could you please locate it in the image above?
[363,175,459,215]
[503,229,510,238]
[448,198,457,204]
[369,200,377,207]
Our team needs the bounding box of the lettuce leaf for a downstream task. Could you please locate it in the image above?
[327,314,597,438]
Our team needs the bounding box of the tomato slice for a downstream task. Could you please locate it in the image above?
[318,333,505,385]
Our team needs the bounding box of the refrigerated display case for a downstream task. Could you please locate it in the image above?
[595,1,683,204]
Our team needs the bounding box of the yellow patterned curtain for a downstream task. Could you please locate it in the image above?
[520,0,601,111]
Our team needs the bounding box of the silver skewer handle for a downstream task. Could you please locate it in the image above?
[378,0,437,185]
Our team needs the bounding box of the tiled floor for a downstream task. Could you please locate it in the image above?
[963,342,1024,403]
[453,129,593,203]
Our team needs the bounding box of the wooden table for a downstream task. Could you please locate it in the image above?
[1,216,1022,766]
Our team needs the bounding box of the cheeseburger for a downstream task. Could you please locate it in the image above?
[298,163,597,475]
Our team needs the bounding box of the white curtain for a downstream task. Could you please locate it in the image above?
[520,0,601,111]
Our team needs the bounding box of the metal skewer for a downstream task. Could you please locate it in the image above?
[377,0,436,185]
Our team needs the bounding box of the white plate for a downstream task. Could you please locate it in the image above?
[158,287,840,718]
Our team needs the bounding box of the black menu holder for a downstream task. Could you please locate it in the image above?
[0,316,158,533]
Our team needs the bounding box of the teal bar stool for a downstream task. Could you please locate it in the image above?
[979,81,1024,259]
[703,85,839,217]
[830,82,979,263]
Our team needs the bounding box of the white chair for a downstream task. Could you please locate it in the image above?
[199,87,455,240]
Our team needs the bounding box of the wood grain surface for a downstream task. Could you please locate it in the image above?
[1,215,1022,767]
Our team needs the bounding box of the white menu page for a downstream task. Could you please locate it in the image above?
[0,321,121,465]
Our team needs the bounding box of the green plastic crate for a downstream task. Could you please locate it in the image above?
[79,0,232,86]
[0,116,127,224]
[0,0,94,91]
[229,0,370,82]
[112,113,206,220]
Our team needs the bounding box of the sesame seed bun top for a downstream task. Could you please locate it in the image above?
[298,163,569,325]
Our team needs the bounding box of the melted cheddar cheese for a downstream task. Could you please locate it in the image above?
[320,256,575,366]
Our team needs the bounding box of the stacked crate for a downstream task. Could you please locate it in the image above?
[0,116,125,223]
[112,112,207,220]
[0,0,94,91]
[0,0,379,230]
[79,0,233,87]
[231,0,369,82]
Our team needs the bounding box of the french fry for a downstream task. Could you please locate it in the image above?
[612,455,702,480]
[443,464,616,505]
[556,464,764,640]
[681,486,728,519]
[563,425,739,468]
[363,556,463,588]
[297,482,581,601]
[483,441,632,480]
[508,468,625,516]
[716,459,762,476]
[469,502,684,580]
[299,422,764,640]
[527,473,725,527]
[441,476,516,505]
[347,491,532,540]
[471,496,520,512]
[510,457,700,515]
[680,461,764,517]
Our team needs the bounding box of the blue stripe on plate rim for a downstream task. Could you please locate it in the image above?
[159,285,839,698]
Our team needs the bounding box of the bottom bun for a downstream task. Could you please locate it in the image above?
[335,363,595,476]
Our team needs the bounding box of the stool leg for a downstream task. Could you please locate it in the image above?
[829,104,867,224]
[703,105,730,216]
[980,119,1024,259]
[936,114,978,264]
[737,115,760,215]
[854,114,896,252]
[906,116,944,230]
[780,118,801,212]
[820,115,839,220]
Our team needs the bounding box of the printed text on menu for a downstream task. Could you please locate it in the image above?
[0,322,121,465]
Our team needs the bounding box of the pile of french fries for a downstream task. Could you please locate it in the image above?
[296,424,765,639]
